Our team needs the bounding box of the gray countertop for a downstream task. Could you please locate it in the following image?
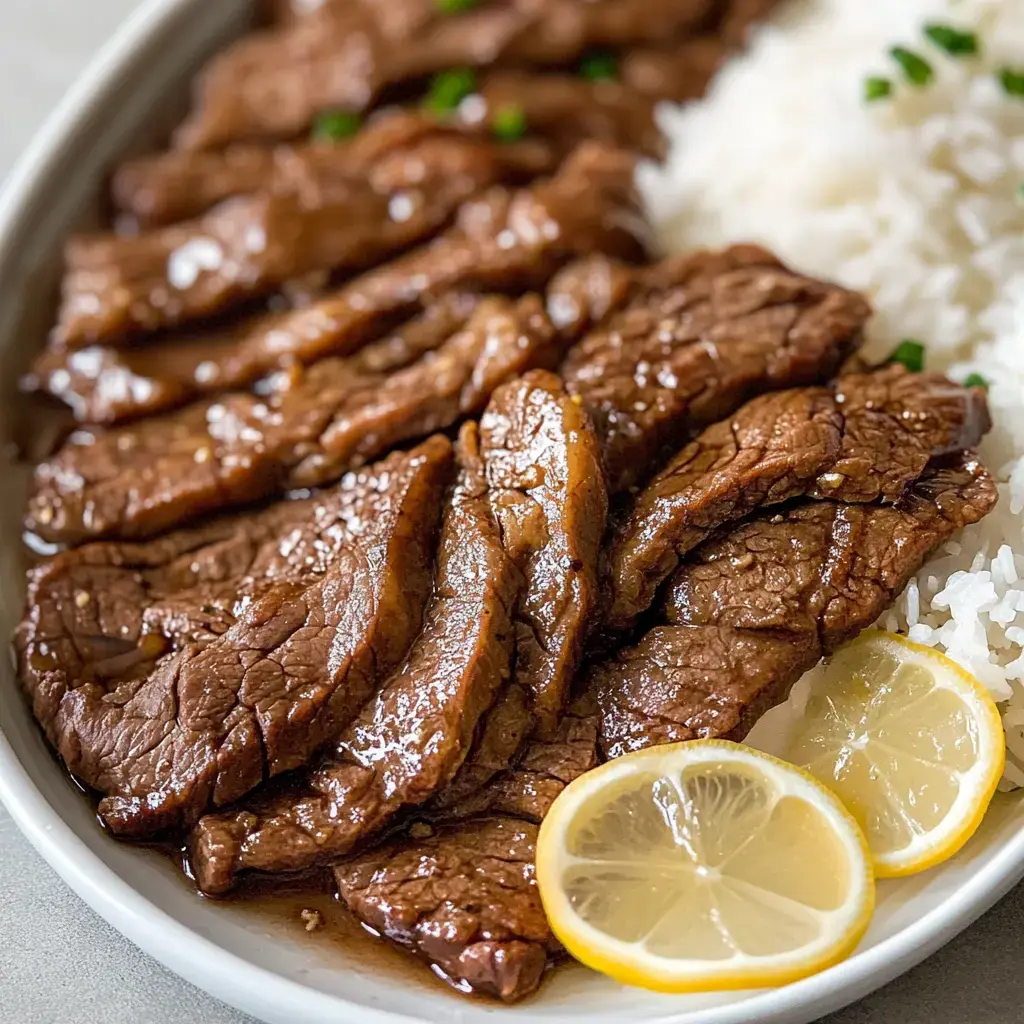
[0,3,1022,1022]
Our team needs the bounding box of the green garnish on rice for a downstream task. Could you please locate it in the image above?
[887,340,926,373]
[890,47,934,86]
[964,373,990,390]
[923,24,979,57]
[999,67,1024,97]
[864,76,892,102]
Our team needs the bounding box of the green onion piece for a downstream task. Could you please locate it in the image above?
[426,68,478,115]
[963,373,989,390]
[492,103,527,142]
[999,67,1024,97]
[890,46,934,86]
[311,110,361,142]
[864,76,893,102]
[923,24,979,57]
[435,0,478,12]
[887,339,926,372]
[580,50,619,82]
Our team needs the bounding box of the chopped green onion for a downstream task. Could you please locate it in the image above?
[492,103,527,142]
[434,0,478,12]
[999,66,1024,97]
[864,76,893,102]
[963,373,989,390]
[890,46,934,86]
[425,68,478,115]
[579,50,619,82]
[923,24,979,57]
[887,339,926,372]
[311,109,361,142]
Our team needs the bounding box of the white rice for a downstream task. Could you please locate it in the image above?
[644,0,1024,784]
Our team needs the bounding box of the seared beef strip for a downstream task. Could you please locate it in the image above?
[25,290,477,426]
[17,438,453,836]
[456,34,732,159]
[175,0,716,150]
[333,705,600,1004]
[561,245,872,493]
[461,70,667,157]
[334,818,557,1004]
[17,440,448,664]
[30,144,644,423]
[478,371,607,735]
[430,369,607,806]
[26,295,561,546]
[604,366,992,629]
[112,110,544,228]
[439,697,600,823]
[593,453,999,759]
[430,683,536,810]
[113,46,712,232]
[56,132,552,347]
[620,36,727,99]
[189,423,518,892]
[190,371,606,890]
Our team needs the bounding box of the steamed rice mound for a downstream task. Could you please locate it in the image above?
[643,0,1024,784]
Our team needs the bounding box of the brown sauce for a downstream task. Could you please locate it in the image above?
[223,883,448,991]
[123,835,482,999]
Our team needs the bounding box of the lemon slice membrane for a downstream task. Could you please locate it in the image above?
[785,631,1005,877]
[537,741,874,993]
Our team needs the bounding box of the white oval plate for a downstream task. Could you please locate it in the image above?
[1,2,1023,1022]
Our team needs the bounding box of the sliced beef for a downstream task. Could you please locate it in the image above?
[431,683,536,810]
[478,371,607,735]
[25,291,474,426]
[26,295,561,546]
[30,144,644,422]
[174,0,715,150]
[17,438,453,835]
[465,70,667,158]
[440,698,600,823]
[16,442,449,665]
[112,110,540,228]
[560,245,872,495]
[333,818,556,1003]
[603,366,992,629]
[331,702,600,1005]
[593,453,999,759]
[620,35,728,99]
[189,372,605,890]
[544,253,638,337]
[430,370,607,805]
[113,53,696,232]
[464,32,735,156]
[56,132,552,347]
[188,424,519,892]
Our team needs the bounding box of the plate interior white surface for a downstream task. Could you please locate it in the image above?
[1,3,1023,1023]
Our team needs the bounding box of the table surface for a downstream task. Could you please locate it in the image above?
[1,3,1023,1022]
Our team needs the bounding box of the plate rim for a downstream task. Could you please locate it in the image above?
[2,2,1024,1022]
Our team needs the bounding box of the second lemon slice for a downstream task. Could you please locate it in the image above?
[536,740,874,992]
[785,631,1005,877]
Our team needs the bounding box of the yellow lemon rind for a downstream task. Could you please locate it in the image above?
[846,633,1006,879]
[536,739,876,994]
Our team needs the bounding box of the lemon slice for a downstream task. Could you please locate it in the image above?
[785,631,1005,878]
[536,740,874,992]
